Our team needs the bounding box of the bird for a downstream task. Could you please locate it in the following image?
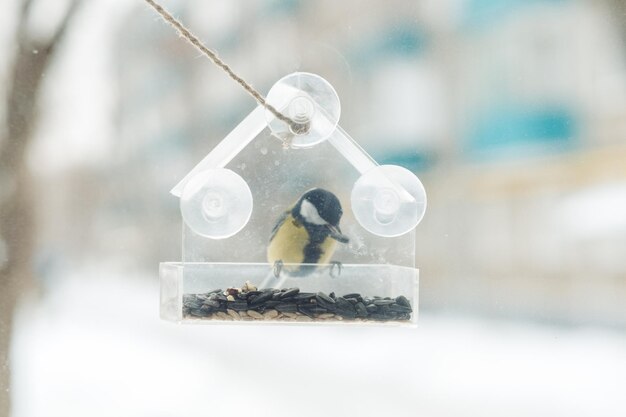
[267,188,349,277]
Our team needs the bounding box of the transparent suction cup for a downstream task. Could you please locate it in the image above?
[180,169,253,239]
[351,165,427,237]
[265,72,341,148]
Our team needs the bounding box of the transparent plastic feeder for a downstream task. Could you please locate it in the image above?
[161,72,427,325]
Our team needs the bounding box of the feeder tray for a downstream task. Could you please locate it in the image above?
[160,73,427,325]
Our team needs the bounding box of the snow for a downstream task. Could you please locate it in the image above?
[10,270,626,417]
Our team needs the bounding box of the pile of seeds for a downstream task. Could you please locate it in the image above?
[182,281,412,322]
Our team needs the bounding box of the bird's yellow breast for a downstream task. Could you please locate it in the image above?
[267,214,308,265]
[267,214,337,267]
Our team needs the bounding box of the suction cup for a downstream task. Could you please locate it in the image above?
[265,72,341,148]
[351,165,427,237]
[180,169,253,239]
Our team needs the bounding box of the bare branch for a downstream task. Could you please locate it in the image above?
[20,0,36,22]
[45,0,82,54]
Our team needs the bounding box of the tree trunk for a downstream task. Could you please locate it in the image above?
[0,2,80,413]
[0,39,50,417]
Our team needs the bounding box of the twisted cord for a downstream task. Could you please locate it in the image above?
[144,0,307,134]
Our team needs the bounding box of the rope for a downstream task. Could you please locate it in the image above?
[143,0,308,135]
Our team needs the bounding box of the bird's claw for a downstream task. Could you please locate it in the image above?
[273,260,284,278]
[329,261,343,278]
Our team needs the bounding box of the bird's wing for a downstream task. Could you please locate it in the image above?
[269,210,290,243]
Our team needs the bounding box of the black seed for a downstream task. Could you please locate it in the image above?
[263,300,281,308]
[365,304,378,313]
[335,297,353,310]
[316,292,334,304]
[378,305,392,315]
[383,312,399,320]
[335,297,356,318]
[294,293,316,304]
[202,300,220,309]
[294,292,315,300]
[184,300,203,310]
[189,309,209,317]
[249,290,274,306]
[246,290,262,298]
[342,293,361,299]
[355,302,368,317]
[395,295,411,307]
[316,298,336,311]
[336,309,357,319]
[275,303,298,313]
[314,293,333,309]
[227,301,249,311]
[299,305,328,315]
[184,287,413,322]
[280,288,300,299]
[389,304,412,313]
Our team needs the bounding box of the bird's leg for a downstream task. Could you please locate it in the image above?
[273,260,284,278]
[329,261,343,278]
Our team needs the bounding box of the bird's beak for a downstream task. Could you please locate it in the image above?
[327,224,349,243]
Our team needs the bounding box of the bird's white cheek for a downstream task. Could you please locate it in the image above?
[300,200,327,225]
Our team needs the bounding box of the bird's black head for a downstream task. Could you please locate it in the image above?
[294,188,343,227]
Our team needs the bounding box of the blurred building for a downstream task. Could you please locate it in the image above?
[114,0,626,328]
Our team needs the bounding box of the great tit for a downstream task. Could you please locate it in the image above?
[267,188,349,276]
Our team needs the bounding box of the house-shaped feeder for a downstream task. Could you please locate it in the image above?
[160,72,427,325]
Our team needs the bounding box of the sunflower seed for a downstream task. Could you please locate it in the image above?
[226,309,240,320]
[263,310,279,319]
[247,310,264,319]
[215,312,232,320]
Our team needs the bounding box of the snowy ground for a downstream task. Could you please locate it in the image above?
[10,271,626,417]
